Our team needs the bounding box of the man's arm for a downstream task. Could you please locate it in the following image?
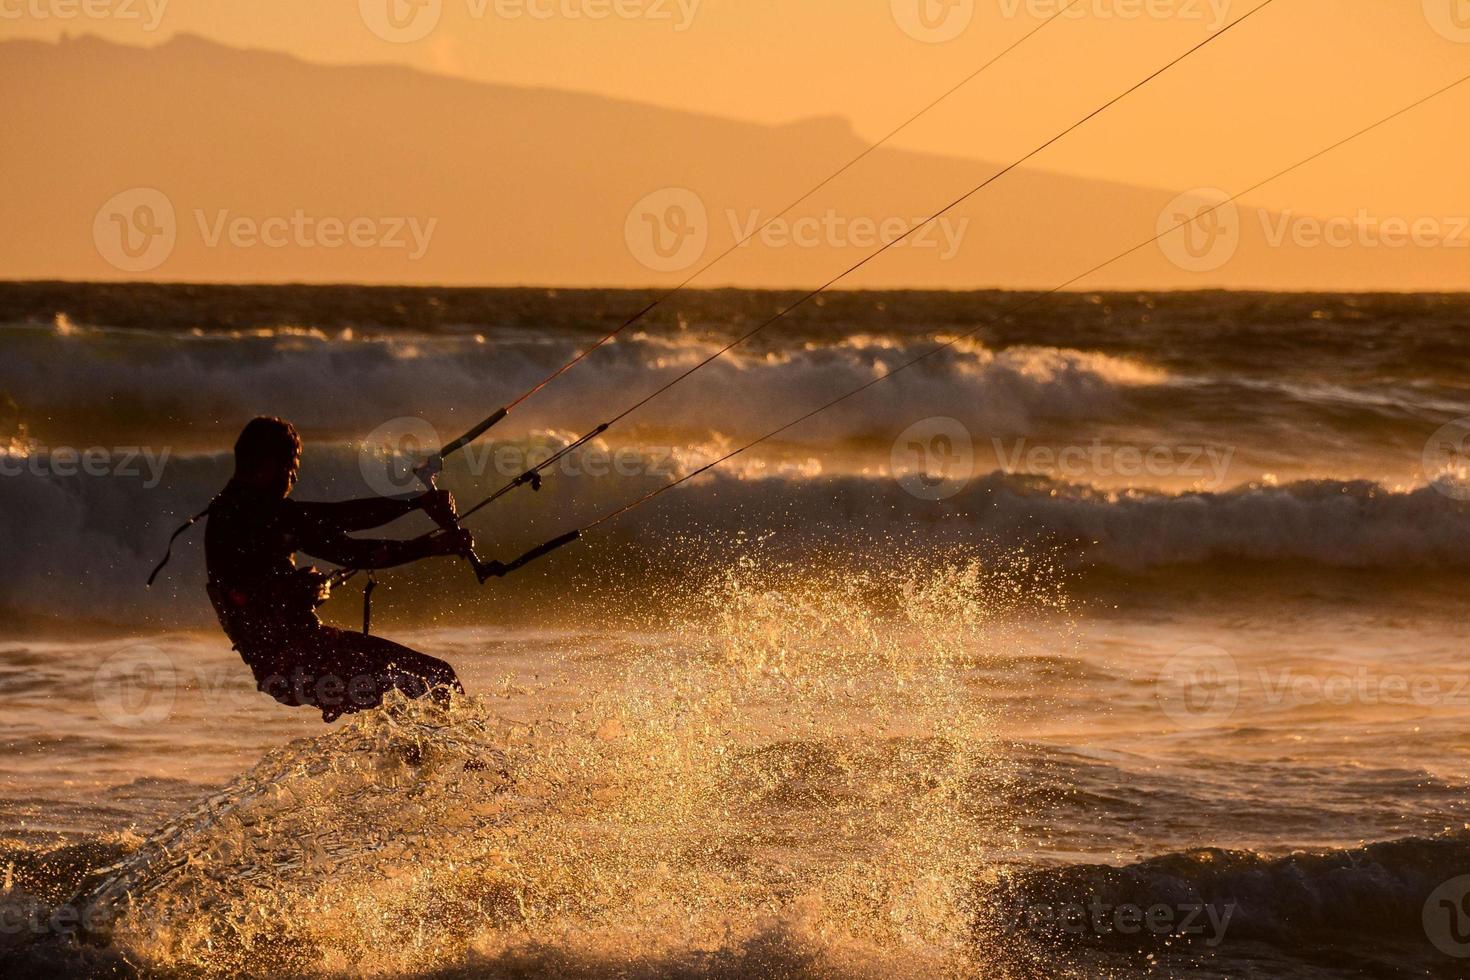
[287,498,473,570]
[291,495,429,533]
[293,490,461,533]
[296,524,471,571]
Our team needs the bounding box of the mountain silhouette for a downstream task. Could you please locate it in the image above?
[2,33,1462,290]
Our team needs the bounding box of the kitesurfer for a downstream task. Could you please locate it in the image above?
[205,417,469,722]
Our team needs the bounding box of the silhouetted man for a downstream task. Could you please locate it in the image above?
[205,417,471,722]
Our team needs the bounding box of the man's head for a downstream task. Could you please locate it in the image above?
[233,417,301,497]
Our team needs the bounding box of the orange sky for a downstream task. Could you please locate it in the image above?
[4,0,1470,265]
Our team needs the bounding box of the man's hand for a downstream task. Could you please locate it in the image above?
[293,565,333,607]
[418,489,459,528]
[430,527,476,558]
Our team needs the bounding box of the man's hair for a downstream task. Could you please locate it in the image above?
[234,417,301,473]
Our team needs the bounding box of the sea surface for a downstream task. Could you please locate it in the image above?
[2,284,1469,977]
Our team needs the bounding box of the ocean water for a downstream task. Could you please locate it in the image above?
[2,285,1470,977]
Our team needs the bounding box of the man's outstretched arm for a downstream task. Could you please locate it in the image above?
[287,492,473,570]
[292,492,450,533]
[296,521,472,571]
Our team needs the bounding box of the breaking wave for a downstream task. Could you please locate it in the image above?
[2,319,1163,450]
[3,440,1470,625]
[978,830,1470,947]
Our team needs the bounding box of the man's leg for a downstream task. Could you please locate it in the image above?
[312,628,464,720]
[366,633,465,702]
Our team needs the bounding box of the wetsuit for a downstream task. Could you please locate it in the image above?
[204,481,462,722]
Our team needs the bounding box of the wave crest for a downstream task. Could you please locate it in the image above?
[1,321,1164,449]
[974,829,1470,947]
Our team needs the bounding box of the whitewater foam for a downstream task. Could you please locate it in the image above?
[3,320,1168,452]
[45,562,1044,976]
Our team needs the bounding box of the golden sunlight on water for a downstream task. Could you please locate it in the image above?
[66,557,1075,977]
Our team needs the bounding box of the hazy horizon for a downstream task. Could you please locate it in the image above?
[4,10,1470,291]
